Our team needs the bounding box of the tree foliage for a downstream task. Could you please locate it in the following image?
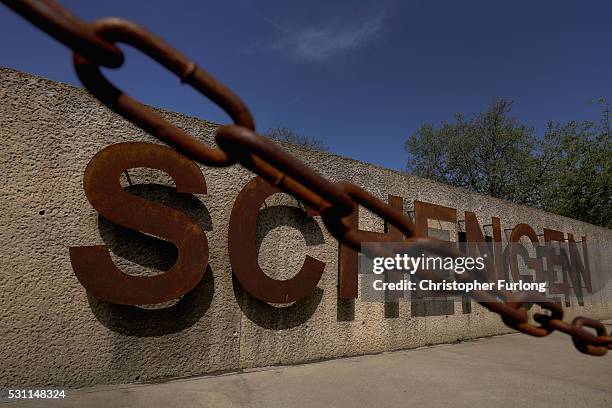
[540,107,612,228]
[405,98,612,228]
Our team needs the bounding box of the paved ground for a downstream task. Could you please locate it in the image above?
[6,321,612,408]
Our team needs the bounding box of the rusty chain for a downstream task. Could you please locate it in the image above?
[3,0,610,356]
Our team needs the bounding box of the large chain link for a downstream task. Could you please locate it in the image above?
[4,0,610,356]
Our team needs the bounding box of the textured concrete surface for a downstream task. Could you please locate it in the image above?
[1,67,611,388]
[6,321,612,408]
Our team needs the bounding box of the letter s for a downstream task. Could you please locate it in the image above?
[69,142,208,305]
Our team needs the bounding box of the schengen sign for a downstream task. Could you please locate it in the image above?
[358,239,606,306]
[69,142,609,308]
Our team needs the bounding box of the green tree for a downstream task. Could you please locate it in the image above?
[540,100,612,228]
[405,99,543,205]
[405,98,612,228]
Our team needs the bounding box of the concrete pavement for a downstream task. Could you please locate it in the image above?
[6,321,612,408]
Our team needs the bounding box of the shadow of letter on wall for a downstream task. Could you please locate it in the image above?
[86,183,214,336]
[234,204,325,329]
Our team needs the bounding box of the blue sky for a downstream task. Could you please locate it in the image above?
[2,0,611,170]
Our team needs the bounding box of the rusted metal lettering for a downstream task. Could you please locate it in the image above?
[69,142,209,305]
[4,0,610,355]
[228,176,325,304]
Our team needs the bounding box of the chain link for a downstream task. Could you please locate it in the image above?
[73,17,254,167]
[2,0,124,68]
[3,0,610,356]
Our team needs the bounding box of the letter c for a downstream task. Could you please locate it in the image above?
[228,176,325,303]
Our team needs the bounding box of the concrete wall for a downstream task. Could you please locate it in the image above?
[1,67,611,388]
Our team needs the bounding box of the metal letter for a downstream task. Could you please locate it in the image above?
[228,176,325,304]
[69,142,209,305]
